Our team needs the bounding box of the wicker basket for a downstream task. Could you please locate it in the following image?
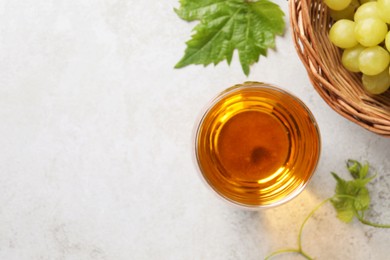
[289,0,390,137]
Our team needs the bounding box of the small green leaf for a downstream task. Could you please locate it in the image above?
[347,159,361,179]
[175,0,285,76]
[336,207,355,223]
[331,169,371,222]
[331,172,345,189]
[331,160,378,224]
[352,177,374,189]
[359,163,370,179]
[331,172,356,196]
[354,187,370,211]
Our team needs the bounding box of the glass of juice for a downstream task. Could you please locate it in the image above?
[194,82,321,209]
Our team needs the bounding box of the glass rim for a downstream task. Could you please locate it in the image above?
[192,81,322,210]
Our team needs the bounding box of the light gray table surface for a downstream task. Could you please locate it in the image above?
[1,0,389,259]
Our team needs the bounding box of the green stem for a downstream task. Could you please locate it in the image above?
[300,250,314,260]
[264,248,313,260]
[264,248,300,260]
[265,198,332,260]
[297,197,332,251]
[356,212,390,228]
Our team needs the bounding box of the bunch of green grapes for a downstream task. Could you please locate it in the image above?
[326,0,390,94]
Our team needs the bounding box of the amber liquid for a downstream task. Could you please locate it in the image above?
[195,83,320,207]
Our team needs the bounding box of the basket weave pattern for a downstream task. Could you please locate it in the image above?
[289,0,390,136]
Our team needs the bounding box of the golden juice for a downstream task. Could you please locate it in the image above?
[194,82,321,208]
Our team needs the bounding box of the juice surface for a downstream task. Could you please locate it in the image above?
[217,110,289,182]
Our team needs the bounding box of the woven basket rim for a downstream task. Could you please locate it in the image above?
[289,0,390,137]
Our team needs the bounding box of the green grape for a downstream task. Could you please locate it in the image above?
[324,0,352,11]
[358,46,390,75]
[342,44,365,72]
[330,0,360,21]
[329,20,358,49]
[354,2,381,22]
[362,68,390,94]
[360,0,375,3]
[354,18,387,47]
[386,31,390,52]
[377,0,390,23]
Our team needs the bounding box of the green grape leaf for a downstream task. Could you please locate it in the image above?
[347,159,362,179]
[334,205,355,223]
[331,163,375,223]
[354,187,370,211]
[331,172,358,223]
[174,0,285,76]
[347,159,370,179]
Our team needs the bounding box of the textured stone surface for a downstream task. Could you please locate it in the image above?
[0,0,389,259]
